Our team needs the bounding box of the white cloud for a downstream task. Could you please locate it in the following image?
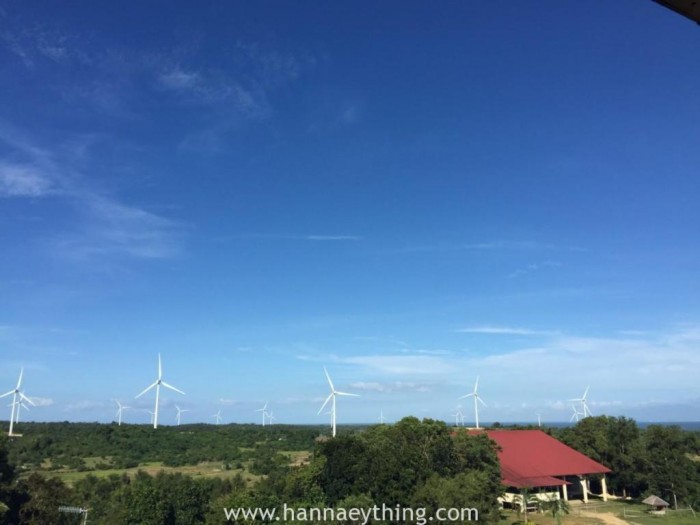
[305,235,362,241]
[323,325,700,411]
[0,163,53,197]
[63,400,107,412]
[349,381,431,393]
[454,326,555,336]
[218,398,237,406]
[159,68,201,90]
[27,396,54,407]
[340,354,453,376]
[220,233,363,242]
[1,127,184,262]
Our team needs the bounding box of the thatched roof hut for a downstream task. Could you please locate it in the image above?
[642,495,670,514]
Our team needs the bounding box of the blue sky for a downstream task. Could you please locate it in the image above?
[1,1,699,426]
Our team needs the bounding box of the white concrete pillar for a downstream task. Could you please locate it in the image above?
[580,477,588,504]
[601,475,608,502]
[562,483,568,501]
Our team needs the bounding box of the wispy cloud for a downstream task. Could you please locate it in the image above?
[0,127,184,262]
[219,233,363,242]
[393,240,586,255]
[339,354,454,376]
[63,400,107,412]
[158,67,201,90]
[454,326,557,336]
[508,260,562,278]
[50,195,183,260]
[27,396,54,407]
[349,381,431,393]
[310,325,700,410]
[0,163,53,197]
[218,398,237,406]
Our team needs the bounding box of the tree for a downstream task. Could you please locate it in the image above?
[538,493,570,525]
[644,425,699,507]
[17,474,75,525]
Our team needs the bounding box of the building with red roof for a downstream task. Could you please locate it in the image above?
[472,429,611,503]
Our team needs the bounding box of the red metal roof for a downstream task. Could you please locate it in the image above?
[474,429,611,488]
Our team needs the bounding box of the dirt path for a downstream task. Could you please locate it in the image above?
[579,510,634,525]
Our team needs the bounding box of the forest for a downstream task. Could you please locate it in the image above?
[0,416,698,524]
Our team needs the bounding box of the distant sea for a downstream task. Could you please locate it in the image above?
[470,421,700,431]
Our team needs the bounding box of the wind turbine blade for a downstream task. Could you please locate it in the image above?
[0,390,14,399]
[582,385,590,400]
[459,393,475,400]
[135,381,158,399]
[317,393,333,415]
[20,393,35,406]
[335,391,359,397]
[158,354,162,380]
[323,367,335,392]
[161,381,185,395]
[16,368,23,389]
[477,396,487,407]
[474,375,480,393]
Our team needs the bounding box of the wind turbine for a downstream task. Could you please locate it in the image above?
[570,404,583,423]
[135,354,185,429]
[114,400,129,426]
[453,406,465,427]
[8,399,30,425]
[1,368,35,436]
[317,367,359,438]
[268,409,277,424]
[459,376,487,429]
[537,413,542,427]
[146,410,155,425]
[255,402,268,426]
[570,386,592,417]
[378,409,387,424]
[175,405,189,426]
[212,410,222,425]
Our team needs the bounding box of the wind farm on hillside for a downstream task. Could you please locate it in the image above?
[2,0,700,523]
[2,354,604,439]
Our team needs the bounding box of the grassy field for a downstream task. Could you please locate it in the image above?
[611,502,698,525]
[501,501,698,525]
[27,450,313,486]
[43,460,261,486]
[500,508,604,525]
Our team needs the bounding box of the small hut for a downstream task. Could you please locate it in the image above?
[642,495,670,515]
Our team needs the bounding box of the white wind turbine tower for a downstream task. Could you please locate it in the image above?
[114,400,130,426]
[459,376,487,429]
[146,410,155,425]
[212,410,222,425]
[1,368,35,437]
[570,404,583,423]
[537,413,542,427]
[8,399,30,425]
[570,386,592,418]
[317,367,359,438]
[452,406,465,427]
[175,405,189,426]
[378,409,387,424]
[255,402,268,426]
[135,354,185,429]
